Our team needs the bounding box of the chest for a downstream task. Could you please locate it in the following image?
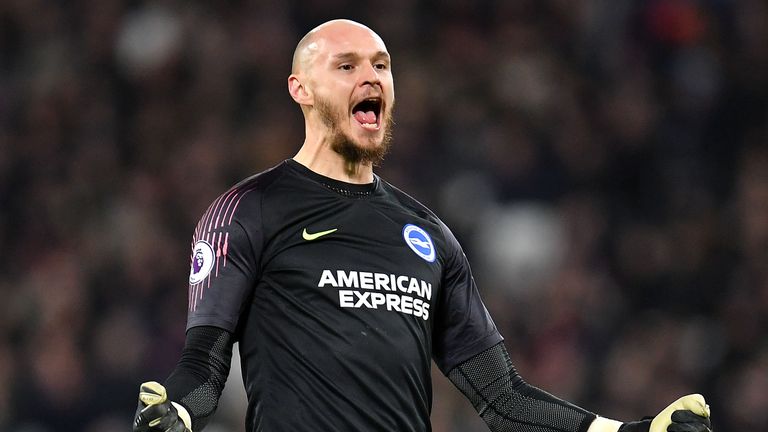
[256,195,444,320]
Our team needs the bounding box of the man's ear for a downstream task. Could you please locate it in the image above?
[288,75,312,105]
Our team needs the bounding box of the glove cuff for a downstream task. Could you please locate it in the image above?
[587,416,623,432]
[172,401,193,431]
[617,419,651,432]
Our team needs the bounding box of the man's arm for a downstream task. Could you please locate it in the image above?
[134,326,234,432]
[448,342,595,432]
[135,182,261,431]
[448,342,712,432]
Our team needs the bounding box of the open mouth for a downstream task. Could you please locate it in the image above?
[352,98,382,131]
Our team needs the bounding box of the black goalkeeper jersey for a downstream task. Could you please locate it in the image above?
[186,159,503,432]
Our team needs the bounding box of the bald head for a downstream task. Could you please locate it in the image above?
[291,19,386,74]
[287,19,395,169]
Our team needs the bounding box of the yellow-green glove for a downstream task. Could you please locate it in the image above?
[133,381,193,432]
[650,394,711,432]
[618,394,712,432]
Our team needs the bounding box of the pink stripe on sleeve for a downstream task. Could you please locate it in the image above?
[205,193,227,233]
[228,188,254,224]
[195,200,215,240]
[215,232,222,278]
[210,189,236,232]
[222,232,229,268]
[220,188,241,228]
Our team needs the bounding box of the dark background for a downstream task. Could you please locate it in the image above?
[1,0,766,430]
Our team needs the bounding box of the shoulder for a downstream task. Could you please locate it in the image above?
[377,177,460,252]
[194,161,290,231]
[230,161,289,199]
[378,178,441,222]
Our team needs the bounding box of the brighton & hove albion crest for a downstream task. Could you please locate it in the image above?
[403,224,436,262]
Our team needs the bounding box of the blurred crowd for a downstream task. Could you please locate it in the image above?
[1,0,767,431]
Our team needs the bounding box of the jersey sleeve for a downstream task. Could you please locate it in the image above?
[186,185,262,333]
[432,223,503,374]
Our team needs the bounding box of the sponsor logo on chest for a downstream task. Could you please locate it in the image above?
[317,269,432,321]
[305,223,437,320]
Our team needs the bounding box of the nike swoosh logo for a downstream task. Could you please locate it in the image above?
[302,228,338,241]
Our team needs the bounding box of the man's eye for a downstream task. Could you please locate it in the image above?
[339,64,353,71]
[375,63,388,70]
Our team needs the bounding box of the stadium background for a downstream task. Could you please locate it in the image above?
[1,0,766,430]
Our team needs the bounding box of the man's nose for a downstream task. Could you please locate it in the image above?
[359,63,381,87]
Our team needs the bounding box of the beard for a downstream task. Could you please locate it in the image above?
[314,95,393,166]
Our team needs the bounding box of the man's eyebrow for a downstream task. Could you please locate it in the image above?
[332,52,359,62]
[373,51,391,62]
[331,51,390,62]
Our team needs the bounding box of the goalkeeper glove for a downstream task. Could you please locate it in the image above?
[133,381,193,432]
[618,394,712,432]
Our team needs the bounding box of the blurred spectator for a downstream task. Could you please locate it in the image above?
[1,0,766,430]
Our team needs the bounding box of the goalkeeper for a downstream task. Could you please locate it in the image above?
[133,19,713,432]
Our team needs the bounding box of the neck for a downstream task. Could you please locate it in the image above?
[293,124,375,184]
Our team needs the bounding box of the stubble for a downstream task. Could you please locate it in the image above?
[314,96,393,166]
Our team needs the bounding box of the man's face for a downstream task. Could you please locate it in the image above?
[304,25,395,164]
